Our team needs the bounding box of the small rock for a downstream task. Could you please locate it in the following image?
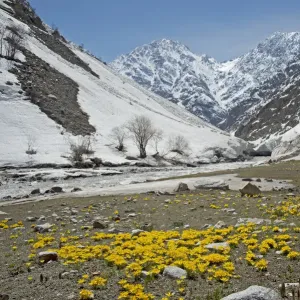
[174,182,189,192]
[128,213,137,218]
[220,285,281,300]
[48,94,58,100]
[141,271,150,278]
[163,266,187,279]
[70,218,78,224]
[60,272,70,279]
[71,209,78,215]
[256,178,262,182]
[222,208,236,213]
[26,216,37,222]
[12,227,25,231]
[239,183,261,197]
[141,223,153,231]
[108,228,122,233]
[131,229,144,237]
[235,218,271,227]
[34,223,53,233]
[214,221,227,229]
[202,224,212,229]
[205,242,229,250]
[265,178,273,182]
[37,216,46,223]
[71,187,82,192]
[38,251,58,263]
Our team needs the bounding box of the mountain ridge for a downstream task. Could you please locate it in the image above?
[111,32,300,132]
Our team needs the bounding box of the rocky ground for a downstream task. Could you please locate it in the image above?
[1,176,300,299]
[0,160,266,202]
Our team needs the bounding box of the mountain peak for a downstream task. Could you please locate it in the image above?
[150,38,190,50]
[111,31,300,129]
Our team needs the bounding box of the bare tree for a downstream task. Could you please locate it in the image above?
[168,134,190,155]
[5,25,25,59]
[152,129,164,155]
[126,115,157,158]
[110,126,127,151]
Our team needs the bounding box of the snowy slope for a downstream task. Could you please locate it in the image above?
[0,5,249,167]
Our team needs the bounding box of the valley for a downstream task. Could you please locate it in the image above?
[0,0,300,299]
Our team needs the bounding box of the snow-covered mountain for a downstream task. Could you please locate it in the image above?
[111,33,300,144]
[112,39,227,125]
[0,0,250,167]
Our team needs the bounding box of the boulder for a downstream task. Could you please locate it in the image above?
[93,219,107,229]
[50,186,63,193]
[174,182,189,192]
[30,188,41,195]
[38,251,58,263]
[239,183,261,197]
[221,285,281,300]
[163,266,187,279]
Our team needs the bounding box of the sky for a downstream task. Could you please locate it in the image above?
[29,0,300,63]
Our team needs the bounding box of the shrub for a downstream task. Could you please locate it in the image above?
[168,134,190,155]
[110,126,127,152]
[69,135,95,163]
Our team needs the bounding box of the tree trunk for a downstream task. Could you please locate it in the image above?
[139,146,146,158]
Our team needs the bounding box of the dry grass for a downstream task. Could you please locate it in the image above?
[155,160,300,187]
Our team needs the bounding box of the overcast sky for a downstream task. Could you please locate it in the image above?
[29,0,300,62]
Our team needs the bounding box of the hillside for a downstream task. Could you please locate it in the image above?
[0,0,250,167]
